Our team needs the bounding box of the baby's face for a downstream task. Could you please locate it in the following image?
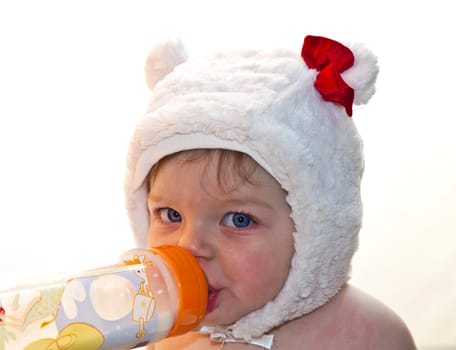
[146,152,295,326]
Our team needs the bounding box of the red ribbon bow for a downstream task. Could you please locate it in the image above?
[301,35,355,116]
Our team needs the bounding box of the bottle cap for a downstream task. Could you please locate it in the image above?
[150,246,208,337]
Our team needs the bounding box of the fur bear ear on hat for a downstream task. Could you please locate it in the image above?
[343,42,379,106]
[144,38,188,90]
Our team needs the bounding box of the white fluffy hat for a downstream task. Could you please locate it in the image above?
[125,35,378,340]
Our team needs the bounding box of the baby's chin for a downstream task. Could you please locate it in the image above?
[201,287,267,328]
[200,314,234,327]
[200,310,238,328]
[200,306,256,330]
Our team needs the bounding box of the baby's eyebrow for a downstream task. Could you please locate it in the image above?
[146,193,168,208]
[147,193,162,201]
[222,196,274,211]
[149,191,274,210]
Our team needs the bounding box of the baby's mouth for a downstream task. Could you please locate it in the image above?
[207,286,220,314]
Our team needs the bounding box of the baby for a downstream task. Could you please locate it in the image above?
[124,35,416,349]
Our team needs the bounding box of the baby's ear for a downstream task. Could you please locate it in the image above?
[343,42,379,106]
[145,38,188,90]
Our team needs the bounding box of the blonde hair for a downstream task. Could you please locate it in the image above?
[147,149,259,193]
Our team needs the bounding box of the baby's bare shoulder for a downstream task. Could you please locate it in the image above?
[149,285,416,350]
[274,284,416,350]
[339,284,416,349]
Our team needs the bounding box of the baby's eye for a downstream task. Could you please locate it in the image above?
[158,208,182,223]
[222,212,253,228]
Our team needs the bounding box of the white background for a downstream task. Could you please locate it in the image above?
[0,1,455,348]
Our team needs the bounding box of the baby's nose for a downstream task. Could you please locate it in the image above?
[177,221,213,259]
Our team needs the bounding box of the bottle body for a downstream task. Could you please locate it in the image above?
[0,246,207,350]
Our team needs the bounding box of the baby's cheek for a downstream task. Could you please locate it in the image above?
[146,228,175,247]
[233,253,286,300]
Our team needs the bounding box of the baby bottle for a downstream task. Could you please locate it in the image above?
[0,245,208,350]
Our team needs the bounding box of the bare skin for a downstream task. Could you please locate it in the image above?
[148,284,416,350]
